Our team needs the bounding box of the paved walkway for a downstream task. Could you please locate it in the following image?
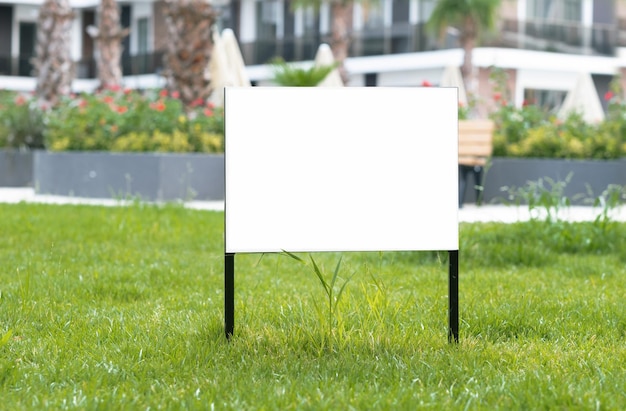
[1,187,625,223]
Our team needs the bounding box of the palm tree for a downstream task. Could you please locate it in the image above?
[291,0,376,85]
[33,0,75,108]
[163,0,217,110]
[428,0,500,89]
[87,0,129,90]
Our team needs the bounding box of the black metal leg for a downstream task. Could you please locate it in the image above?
[448,250,459,343]
[473,166,484,205]
[458,165,467,207]
[225,253,235,340]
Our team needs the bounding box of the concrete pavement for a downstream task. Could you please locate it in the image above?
[1,187,625,223]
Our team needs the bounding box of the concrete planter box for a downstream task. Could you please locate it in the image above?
[462,157,626,205]
[0,150,33,187]
[34,151,224,201]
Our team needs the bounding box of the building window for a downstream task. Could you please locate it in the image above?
[256,0,280,39]
[523,88,567,111]
[302,5,317,35]
[137,17,148,55]
[528,0,582,22]
[362,1,385,29]
[419,0,436,23]
[392,0,410,23]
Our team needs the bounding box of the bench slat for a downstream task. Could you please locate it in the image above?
[458,120,494,166]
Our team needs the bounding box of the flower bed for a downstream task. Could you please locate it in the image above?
[488,71,626,160]
[0,87,224,153]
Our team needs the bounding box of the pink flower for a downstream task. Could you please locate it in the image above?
[421,80,432,87]
[604,91,614,101]
[204,108,213,117]
[171,90,180,99]
[159,89,169,98]
[14,94,27,106]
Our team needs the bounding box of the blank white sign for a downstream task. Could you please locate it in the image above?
[225,87,458,253]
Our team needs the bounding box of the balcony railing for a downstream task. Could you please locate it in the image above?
[239,22,439,66]
[0,52,165,79]
[1,19,623,81]
[499,19,616,56]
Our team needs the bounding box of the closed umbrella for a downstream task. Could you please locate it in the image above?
[222,28,251,87]
[440,65,468,107]
[314,43,343,87]
[207,28,233,106]
[558,72,605,123]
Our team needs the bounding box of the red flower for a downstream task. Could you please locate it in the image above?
[150,101,166,112]
[124,88,132,95]
[107,84,121,92]
[171,90,180,99]
[604,91,614,101]
[159,89,169,98]
[206,101,215,109]
[204,108,213,117]
[116,105,128,114]
[421,80,432,87]
[190,97,204,107]
[493,92,502,102]
[103,96,114,104]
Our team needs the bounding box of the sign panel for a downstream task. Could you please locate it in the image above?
[225,87,458,253]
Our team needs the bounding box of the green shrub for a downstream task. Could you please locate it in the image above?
[0,91,46,149]
[271,57,338,86]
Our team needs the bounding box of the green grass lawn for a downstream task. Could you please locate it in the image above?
[1,203,625,410]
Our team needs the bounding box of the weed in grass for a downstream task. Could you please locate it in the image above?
[586,183,626,230]
[282,251,355,351]
[501,173,576,222]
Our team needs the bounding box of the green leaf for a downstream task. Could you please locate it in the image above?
[309,255,330,295]
[0,329,13,348]
[282,250,305,263]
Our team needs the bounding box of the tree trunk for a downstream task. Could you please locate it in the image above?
[33,0,75,108]
[88,0,129,90]
[460,16,477,92]
[330,2,352,85]
[163,0,216,109]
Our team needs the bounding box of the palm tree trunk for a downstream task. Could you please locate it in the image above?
[330,2,352,85]
[163,0,216,109]
[33,0,75,108]
[88,0,129,90]
[460,16,477,92]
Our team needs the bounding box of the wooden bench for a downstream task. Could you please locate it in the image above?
[458,120,494,206]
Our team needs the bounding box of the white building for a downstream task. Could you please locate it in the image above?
[1,0,625,115]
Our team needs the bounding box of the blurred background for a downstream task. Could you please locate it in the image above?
[0,0,623,118]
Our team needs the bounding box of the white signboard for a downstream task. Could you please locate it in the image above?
[225,87,458,253]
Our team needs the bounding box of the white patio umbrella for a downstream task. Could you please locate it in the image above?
[221,28,251,88]
[557,72,605,123]
[207,29,233,106]
[440,65,468,107]
[314,43,344,87]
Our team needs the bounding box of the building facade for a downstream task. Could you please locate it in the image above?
[0,0,625,114]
